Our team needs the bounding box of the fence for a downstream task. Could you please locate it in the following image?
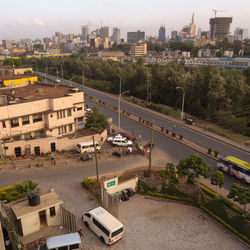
[60,206,77,233]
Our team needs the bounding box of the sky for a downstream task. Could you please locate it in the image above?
[0,0,249,40]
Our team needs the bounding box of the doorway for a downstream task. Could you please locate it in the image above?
[14,147,22,157]
[50,142,56,152]
[39,210,47,227]
[34,146,40,156]
[25,145,31,155]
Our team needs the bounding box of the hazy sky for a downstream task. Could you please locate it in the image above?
[0,0,249,40]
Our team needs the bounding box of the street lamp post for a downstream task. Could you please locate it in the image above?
[117,75,121,130]
[176,86,185,120]
[69,75,79,87]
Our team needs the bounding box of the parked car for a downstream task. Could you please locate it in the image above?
[107,134,124,143]
[185,117,194,125]
[112,131,133,140]
[112,137,133,147]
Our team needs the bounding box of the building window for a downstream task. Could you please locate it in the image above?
[58,126,67,135]
[57,110,66,119]
[24,133,32,140]
[13,135,21,141]
[50,114,53,118]
[34,130,44,138]
[2,121,6,128]
[22,116,30,125]
[68,124,73,132]
[67,109,72,117]
[50,206,56,217]
[11,118,19,128]
[77,107,83,111]
[33,114,42,123]
[78,117,83,122]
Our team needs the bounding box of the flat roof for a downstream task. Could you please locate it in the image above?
[0,74,34,81]
[46,233,81,248]
[88,207,123,230]
[0,83,80,106]
[11,190,63,219]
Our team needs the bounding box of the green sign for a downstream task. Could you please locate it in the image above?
[107,180,116,187]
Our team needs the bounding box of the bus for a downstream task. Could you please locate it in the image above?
[216,156,250,184]
[76,141,101,154]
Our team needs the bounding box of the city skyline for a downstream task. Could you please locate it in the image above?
[0,0,250,40]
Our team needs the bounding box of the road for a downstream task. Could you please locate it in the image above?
[35,72,250,189]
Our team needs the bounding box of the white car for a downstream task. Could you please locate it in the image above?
[112,138,133,147]
[107,134,123,143]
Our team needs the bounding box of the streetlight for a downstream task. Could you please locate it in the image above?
[118,90,130,131]
[69,75,79,87]
[176,86,185,121]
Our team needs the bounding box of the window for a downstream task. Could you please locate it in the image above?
[67,109,72,117]
[34,130,44,138]
[33,114,42,123]
[24,133,32,140]
[22,116,30,125]
[50,206,56,217]
[70,244,79,250]
[58,126,67,135]
[57,110,66,119]
[62,110,65,118]
[112,227,123,238]
[2,121,6,128]
[50,114,53,118]
[77,107,83,111]
[93,218,109,236]
[13,135,21,141]
[78,117,83,122]
[11,118,19,128]
[58,247,67,250]
[68,124,73,132]
[84,213,91,218]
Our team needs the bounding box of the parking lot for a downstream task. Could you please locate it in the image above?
[81,195,247,250]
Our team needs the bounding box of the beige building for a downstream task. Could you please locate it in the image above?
[130,43,147,57]
[0,84,89,157]
[10,190,63,237]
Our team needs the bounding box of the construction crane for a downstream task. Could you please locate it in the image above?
[212,10,225,18]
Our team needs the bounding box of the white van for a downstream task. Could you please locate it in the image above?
[76,141,101,153]
[38,232,82,250]
[112,137,133,147]
[82,206,123,245]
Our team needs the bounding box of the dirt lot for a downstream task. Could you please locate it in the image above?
[81,195,248,250]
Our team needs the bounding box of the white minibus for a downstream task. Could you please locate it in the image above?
[82,206,123,245]
[76,141,101,154]
[38,232,82,250]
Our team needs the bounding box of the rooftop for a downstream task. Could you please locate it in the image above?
[0,83,80,106]
[11,189,63,219]
[0,74,33,81]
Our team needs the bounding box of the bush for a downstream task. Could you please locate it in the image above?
[205,199,228,221]
[166,129,169,134]
[61,149,66,153]
[172,132,176,137]
[208,148,212,154]
[214,151,219,157]
[200,184,219,199]
[179,135,183,140]
[45,152,51,158]
[81,178,97,191]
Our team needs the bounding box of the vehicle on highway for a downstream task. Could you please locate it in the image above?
[216,156,250,184]
[112,137,133,147]
[76,141,101,153]
[38,232,82,250]
[55,79,61,84]
[82,206,123,245]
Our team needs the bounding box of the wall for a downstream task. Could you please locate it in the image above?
[3,129,107,156]
[20,212,40,236]
[3,77,37,87]
[0,221,5,250]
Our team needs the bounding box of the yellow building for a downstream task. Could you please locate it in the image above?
[2,76,37,87]
[130,44,147,57]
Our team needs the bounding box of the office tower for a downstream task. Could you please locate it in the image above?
[234,28,248,40]
[111,27,121,43]
[158,25,166,44]
[127,30,145,44]
[189,12,196,37]
[171,31,178,40]
[2,40,12,49]
[209,17,233,40]
[99,26,109,40]
[197,28,202,38]
[81,25,91,42]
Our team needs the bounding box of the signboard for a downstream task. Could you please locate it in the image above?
[107,180,116,187]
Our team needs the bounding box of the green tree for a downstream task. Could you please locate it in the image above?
[176,154,211,184]
[227,183,250,217]
[210,170,224,188]
[158,163,178,184]
[14,180,38,196]
[85,107,108,132]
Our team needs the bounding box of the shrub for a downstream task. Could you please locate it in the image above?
[166,129,169,134]
[45,152,51,158]
[179,135,183,140]
[205,199,228,221]
[96,194,102,203]
[172,132,176,137]
[61,149,66,153]
[200,184,219,198]
[214,151,219,157]
[81,178,97,191]
[208,148,212,154]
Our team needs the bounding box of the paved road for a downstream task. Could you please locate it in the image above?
[35,72,249,189]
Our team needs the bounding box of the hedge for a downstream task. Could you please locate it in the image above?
[199,184,219,199]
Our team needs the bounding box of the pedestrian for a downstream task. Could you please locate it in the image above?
[140,145,143,154]
[28,162,31,168]
[53,158,56,165]
[66,159,69,164]
[143,147,146,155]
[138,134,142,142]
[50,153,54,163]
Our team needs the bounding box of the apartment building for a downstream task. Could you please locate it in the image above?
[0,84,89,157]
[130,43,147,57]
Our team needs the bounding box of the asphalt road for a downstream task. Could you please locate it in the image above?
[35,72,249,189]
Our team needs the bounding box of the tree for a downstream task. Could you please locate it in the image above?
[176,154,211,184]
[85,107,108,133]
[14,180,38,196]
[158,163,178,184]
[227,183,250,217]
[210,170,224,188]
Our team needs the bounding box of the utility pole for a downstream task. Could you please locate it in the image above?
[146,70,151,103]
[61,64,64,79]
[148,120,154,179]
[92,135,99,181]
[82,67,84,92]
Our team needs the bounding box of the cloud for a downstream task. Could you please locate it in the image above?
[34,18,45,26]
[13,19,31,26]
[102,0,112,6]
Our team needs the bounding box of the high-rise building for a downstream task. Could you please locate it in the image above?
[127,30,145,44]
[99,26,109,40]
[189,12,196,37]
[197,28,202,38]
[171,31,178,40]
[234,28,248,41]
[111,27,121,43]
[209,17,233,41]
[81,25,91,42]
[2,40,12,49]
[130,43,147,56]
[158,25,166,44]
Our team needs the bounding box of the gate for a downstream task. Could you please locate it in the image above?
[60,206,77,233]
[103,189,119,218]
